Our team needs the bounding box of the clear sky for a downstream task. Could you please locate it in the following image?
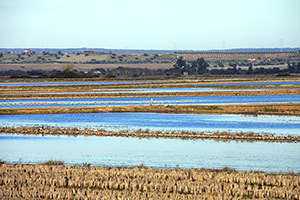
[1,0,300,50]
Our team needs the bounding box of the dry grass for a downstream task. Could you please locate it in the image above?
[38,159,64,165]
[1,163,299,199]
[1,126,299,142]
[0,103,299,116]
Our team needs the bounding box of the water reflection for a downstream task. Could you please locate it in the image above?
[1,95,299,108]
[0,80,299,87]
[1,113,299,136]
[0,134,299,172]
[0,80,166,87]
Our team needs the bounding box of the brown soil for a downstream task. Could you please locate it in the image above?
[1,164,299,199]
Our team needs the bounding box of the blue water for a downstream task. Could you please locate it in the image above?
[1,134,299,172]
[0,80,166,87]
[3,87,295,95]
[0,80,299,87]
[1,113,299,136]
[193,81,300,86]
[1,95,299,108]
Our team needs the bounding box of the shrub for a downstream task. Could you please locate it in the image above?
[104,74,116,79]
[39,159,64,165]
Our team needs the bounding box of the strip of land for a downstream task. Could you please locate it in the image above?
[1,126,299,143]
[0,163,299,199]
[1,89,300,100]
[0,104,299,116]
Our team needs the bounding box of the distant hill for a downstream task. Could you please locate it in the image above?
[1,47,299,54]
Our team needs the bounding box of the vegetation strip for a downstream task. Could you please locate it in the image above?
[1,127,299,143]
[0,163,299,199]
[1,89,300,100]
[0,104,299,116]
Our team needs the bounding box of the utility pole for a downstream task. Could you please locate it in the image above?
[280,39,283,52]
[174,42,177,59]
[222,41,226,52]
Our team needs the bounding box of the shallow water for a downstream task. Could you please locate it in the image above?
[0,80,299,87]
[0,134,299,172]
[1,113,299,136]
[1,95,299,108]
[0,80,166,87]
[192,81,300,86]
[2,87,297,95]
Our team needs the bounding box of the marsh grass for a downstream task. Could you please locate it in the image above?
[0,103,299,116]
[38,159,64,166]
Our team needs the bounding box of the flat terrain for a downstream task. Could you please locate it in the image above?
[1,77,299,199]
[0,103,300,116]
[0,63,173,72]
[1,164,299,199]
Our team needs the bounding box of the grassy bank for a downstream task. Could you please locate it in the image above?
[1,89,300,100]
[1,126,299,142]
[0,163,299,199]
[0,104,299,116]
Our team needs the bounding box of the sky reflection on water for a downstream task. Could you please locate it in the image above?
[1,113,299,136]
[0,134,299,173]
[0,95,299,108]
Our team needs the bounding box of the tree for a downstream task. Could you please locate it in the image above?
[247,65,253,74]
[174,57,186,69]
[196,58,209,74]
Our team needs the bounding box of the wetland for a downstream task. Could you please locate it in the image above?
[1,77,300,199]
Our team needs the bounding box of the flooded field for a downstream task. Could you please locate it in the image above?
[1,87,297,95]
[0,80,299,87]
[1,134,300,172]
[1,78,300,174]
[1,112,300,136]
[1,95,299,108]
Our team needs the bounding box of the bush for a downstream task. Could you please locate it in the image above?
[9,74,32,79]
[104,74,116,79]
[277,72,290,76]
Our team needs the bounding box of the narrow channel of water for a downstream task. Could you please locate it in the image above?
[0,95,299,108]
[0,81,299,87]
[1,113,299,136]
[2,87,297,95]
[0,80,167,87]
[0,134,299,172]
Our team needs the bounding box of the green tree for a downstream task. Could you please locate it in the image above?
[196,58,209,74]
[174,57,186,69]
[247,65,253,74]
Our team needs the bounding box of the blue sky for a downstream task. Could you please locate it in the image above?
[1,0,299,50]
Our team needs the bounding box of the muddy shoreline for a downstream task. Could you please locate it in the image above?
[1,126,299,143]
[0,163,299,199]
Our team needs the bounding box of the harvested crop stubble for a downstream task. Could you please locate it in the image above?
[1,126,299,143]
[0,164,299,199]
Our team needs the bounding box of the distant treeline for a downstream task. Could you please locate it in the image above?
[3,59,300,79]
[1,47,300,54]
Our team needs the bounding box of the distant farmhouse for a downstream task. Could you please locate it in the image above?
[0,51,9,54]
[83,50,97,54]
[22,49,33,54]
